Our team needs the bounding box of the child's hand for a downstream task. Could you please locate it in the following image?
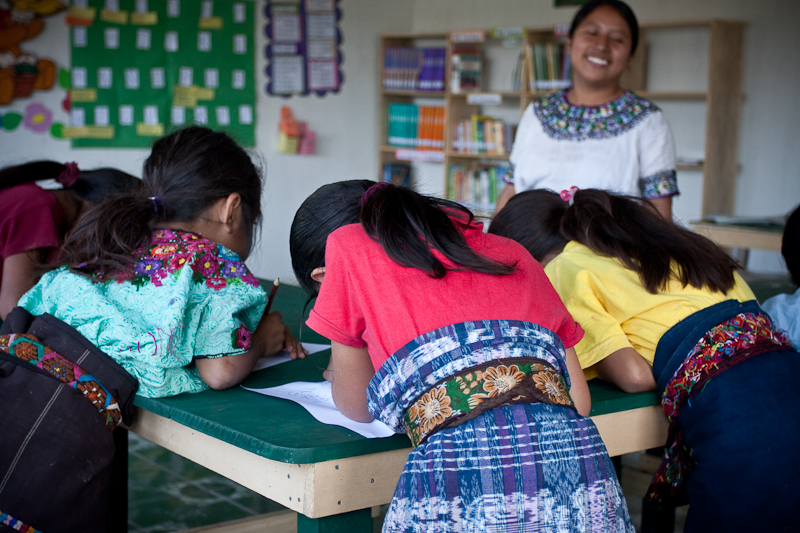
[284,327,307,359]
[260,311,287,356]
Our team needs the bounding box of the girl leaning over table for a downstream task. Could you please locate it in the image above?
[290,180,634,532]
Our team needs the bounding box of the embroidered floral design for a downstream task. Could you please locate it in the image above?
[534,90,657,142]
[151,244,178,257]
[482,365,525,396]
[193,253,219,277]
[640,170,679,199]
[233,324,252,350]
[533,371,571,405]
[408,387,453,434]
[206,277,227,291]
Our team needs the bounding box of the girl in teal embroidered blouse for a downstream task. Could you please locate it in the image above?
[19,127,305,398]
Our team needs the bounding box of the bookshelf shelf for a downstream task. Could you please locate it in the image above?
[637,91,707,101]
[383,90,446,98]
[447,151,509,160]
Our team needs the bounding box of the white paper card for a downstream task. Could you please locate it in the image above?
[71,108,85,127]
[308,60,337,91]
[124,68,139,89]
[201,1,213,18]
[167,0,179,17]
[194,106,208,124]
[204,68,218,88]
[232,69,245,89]
[136,29,151,50]
[104,28,119,49]
[272,43,297,55]
[165,31,179,52]
[143,105,159,125]
[105,0,119,11]
[272,14,301,42]
[233,34,246,54]
[171,106,185,125]
[135,0,148,14]
[238,104,253,125]
[94,105,110,126]
[307,39,335,60]
[251,342,330,372]
[97,67,112,89]
[119,105,134,125]
[272,55,304,93]
[306,13,336,40]
[242,381,394,439]
[215,106,230,125]
[179,67,193,86]
[73,27,87,47]
[233,3,245,22]
[306,0,334,11]
[198,31,211,52]
[72,67,87,89]
[150,67,165,88]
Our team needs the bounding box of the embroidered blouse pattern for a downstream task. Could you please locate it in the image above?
[534,90,658,141]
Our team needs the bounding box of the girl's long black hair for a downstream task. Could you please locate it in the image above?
[61,126,263,280]
[489,189,739,294]
[290,180,516,297]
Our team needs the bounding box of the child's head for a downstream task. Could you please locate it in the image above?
[783,204,800,286]
[62,126,263,278]
[290,180,515,297]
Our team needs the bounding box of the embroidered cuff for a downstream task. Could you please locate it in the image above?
[502,165,515,185]
[639,170,679,199]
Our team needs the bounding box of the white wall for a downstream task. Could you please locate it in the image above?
[1,0,797,282]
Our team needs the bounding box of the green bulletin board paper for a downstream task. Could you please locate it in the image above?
[70,0,256,148]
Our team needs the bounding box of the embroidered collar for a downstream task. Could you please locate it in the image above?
[534,89,658,141]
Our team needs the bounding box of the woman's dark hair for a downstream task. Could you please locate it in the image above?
[490,188,739,294]
[569,0,639,54]
[62,126,263,279]
[0,160,141,203]
[783,204,800,286]
[290,180,516,297]
[489,190,569,262]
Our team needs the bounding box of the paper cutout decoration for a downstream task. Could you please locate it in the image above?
[277,106,315,154]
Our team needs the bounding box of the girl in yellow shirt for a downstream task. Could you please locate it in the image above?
[489,188,800,532]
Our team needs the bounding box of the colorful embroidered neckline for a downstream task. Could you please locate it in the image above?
[534,89,657,141]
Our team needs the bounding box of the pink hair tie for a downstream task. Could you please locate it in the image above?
[361,181,391,208]
[56,161,80,188]
[560,186,579,205]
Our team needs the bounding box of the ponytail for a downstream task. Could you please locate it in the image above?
[0,160,140,202]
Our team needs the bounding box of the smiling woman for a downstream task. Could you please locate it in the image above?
[495,0,679,220]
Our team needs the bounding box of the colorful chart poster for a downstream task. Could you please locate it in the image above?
[265,0,342,96]
[68,0,256,147]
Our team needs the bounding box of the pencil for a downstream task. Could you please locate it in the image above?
[265,278,280,315]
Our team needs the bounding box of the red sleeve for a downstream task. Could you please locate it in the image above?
[305,227,368,348]
[0,185,64,260]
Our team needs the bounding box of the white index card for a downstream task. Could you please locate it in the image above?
[104,28,119,49]
[232,69,245,89]
[143,105,159,125]
[119,105,134,125]
[233,34,246,54]
[72,67,87,89]
[73,27,87,47]
[136,29,151,50]
[105,0,119,11]
[150,67,165,88]
[238,105,253,124]
[124,68,140,89]
[164,31,179,52]
[179,67,193,87]
[233,3,245,22]
[71,108,86,127]
[94,106,110,126]
[135,0,148,14]
[167,0,180,17]
[201,1,213,18]
[97,67,112,89]
[171,106,186,125]
[215,106,230,126]
[204,68,218,88]
[194,106,208,125]
[198,31,211,52]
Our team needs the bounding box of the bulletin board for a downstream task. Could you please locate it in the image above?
[68,0,256,148]
[264,0,343,97]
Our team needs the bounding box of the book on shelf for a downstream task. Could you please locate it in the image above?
[526,41,571,91]
[452,115,515,155]
[383,46,445,91]
[450,45,483,93]
[387,103,445,150]
[446,162,511,212]
[382,162,412,188]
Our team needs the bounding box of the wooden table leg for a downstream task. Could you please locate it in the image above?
[296,508,373,533]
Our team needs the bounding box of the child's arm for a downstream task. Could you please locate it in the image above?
[195,311,292,390]
[324,341,375,423]
[592,347,656,393]
[564,346,591,416]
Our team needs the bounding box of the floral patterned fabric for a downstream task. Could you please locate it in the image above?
[18,230,266,398]
[369,320,633,533]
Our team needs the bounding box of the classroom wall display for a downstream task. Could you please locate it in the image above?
[264,0,342,97]
[66,0,256,147]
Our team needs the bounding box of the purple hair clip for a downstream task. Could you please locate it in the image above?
[56,161,80,188]
[360,181,391,208]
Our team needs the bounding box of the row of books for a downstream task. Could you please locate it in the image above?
[452,115,515,155]
[387,103,445,150]
[527,42,571,91]
[450,45,482,94]
[446,163,511,212]
[383,47,446,91]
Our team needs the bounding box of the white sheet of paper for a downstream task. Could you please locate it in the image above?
[215,106,230,126]
[171,106,185,125]
[73,27,87,48]
[233,34,247,54]
[179,67,193,86]
[151,67,165,88]
[94,106,109,126]
[136,29,151,50]
[204,68,218,88]
[124,68,140,89]
[98,67,112,88]
[193,106,208,124]
[198,31,211,52]
[71,108,85,127]
[238,105,253,125]
[143,105,159,125]
[119,105,133,125]
[252,342,330,371]
[167,0,180,17]
[105,28,119,49]
[272,55,304,93]
[233,3,246,22]
[72,67,87,89]
[165,31,179,52]
[232,69,245,89]
[242,381,394,439]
